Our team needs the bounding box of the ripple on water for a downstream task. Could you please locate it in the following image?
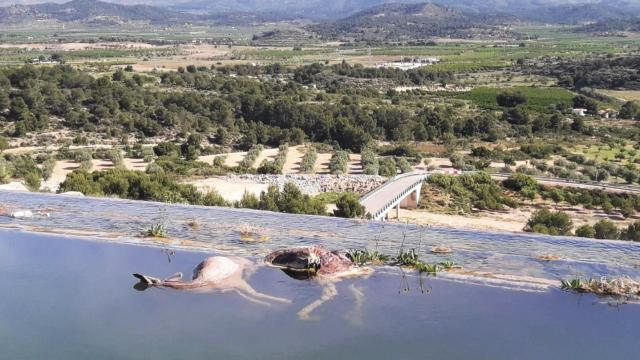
[2,190,640,282]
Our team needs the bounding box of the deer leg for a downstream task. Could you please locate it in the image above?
[237,281,291,304]
[298,281,338,321]
[344,284,365,326]
[234,289,271,306]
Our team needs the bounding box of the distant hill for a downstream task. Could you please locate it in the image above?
[171,0,426,20]
[0,0,637,26]
[577,17,640,33]
[309,2,517,41]
[433,0,640,24]
[0,0,196,24]
[168,0,640,23]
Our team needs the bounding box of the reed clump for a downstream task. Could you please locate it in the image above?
[561,277,640,298]
[346,249,390,266]
[393,249,454,275]
[143,223,167,238]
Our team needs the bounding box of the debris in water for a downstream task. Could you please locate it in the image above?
[431,246,452,254]
[538,254,562,261]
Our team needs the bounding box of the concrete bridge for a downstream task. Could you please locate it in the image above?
[359,172,429,221]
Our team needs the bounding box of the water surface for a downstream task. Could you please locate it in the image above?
[0,231,638,359]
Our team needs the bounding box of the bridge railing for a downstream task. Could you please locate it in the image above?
[360,171,429,203]
[370,178,425,220]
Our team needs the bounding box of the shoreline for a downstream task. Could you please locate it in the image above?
[3,188,640,247]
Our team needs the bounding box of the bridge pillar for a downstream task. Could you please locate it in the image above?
[399,186,421,210]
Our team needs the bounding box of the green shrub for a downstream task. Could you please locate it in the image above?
[76,150,94,172]
[0,157,12,184]
[41,157,56,181]
[426,172,516,213]
[396,157,412,173]
[109,149,124,168]
[258,144,288,174]
[593,220,620,240]
[497,90,527,107]
[622,221,640,242]
[254,183,326,215]
[378,158,397,177]
[575,224,596,238]
[333,193,365,218]
[239,144,264,169]
[361,147,379,175]
[23,171,41,192]
[503,173,538,192]
[237,191,259,209]
[329,151,349,175]
[299,147,317,174]
[8,155,39,178]
[526,209,573,236]
[202,189,229,207]
[0,136,8,152]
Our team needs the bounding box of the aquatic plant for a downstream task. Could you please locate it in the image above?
[346,249,390,266]
[415,262,438,274]
[560,277,640,298]
[438,261,458,270]
[395,248,420,266]
[143,223,167,238]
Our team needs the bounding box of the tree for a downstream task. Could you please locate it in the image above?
[237,191,259,209]
[23,171,41,192]
[333,193,365,218]
[571,117,585,132]
[181,134,202,161]
[258,185,280,212]
[575,224,596,238]
[525,209,573,236]
[202,190,228,207]
[41,157,56,181]
[378,158,397,177]
[215,127,230,146]
[0,157,12,184]
[154,142,180,157]
[496,90,527,107]
[619,101,640,120]
[622,221,640,242]
[549,188,565,209]
[76,150,94,172]
[503,173,537,192]
[572,95,597,114]
[0,137,8,152]
[109,149,124,168]
[593,220,620,240]
[502,106,530,125]
[521,186,537,203]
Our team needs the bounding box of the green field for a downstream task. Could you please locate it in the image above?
[444,86,576,112]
